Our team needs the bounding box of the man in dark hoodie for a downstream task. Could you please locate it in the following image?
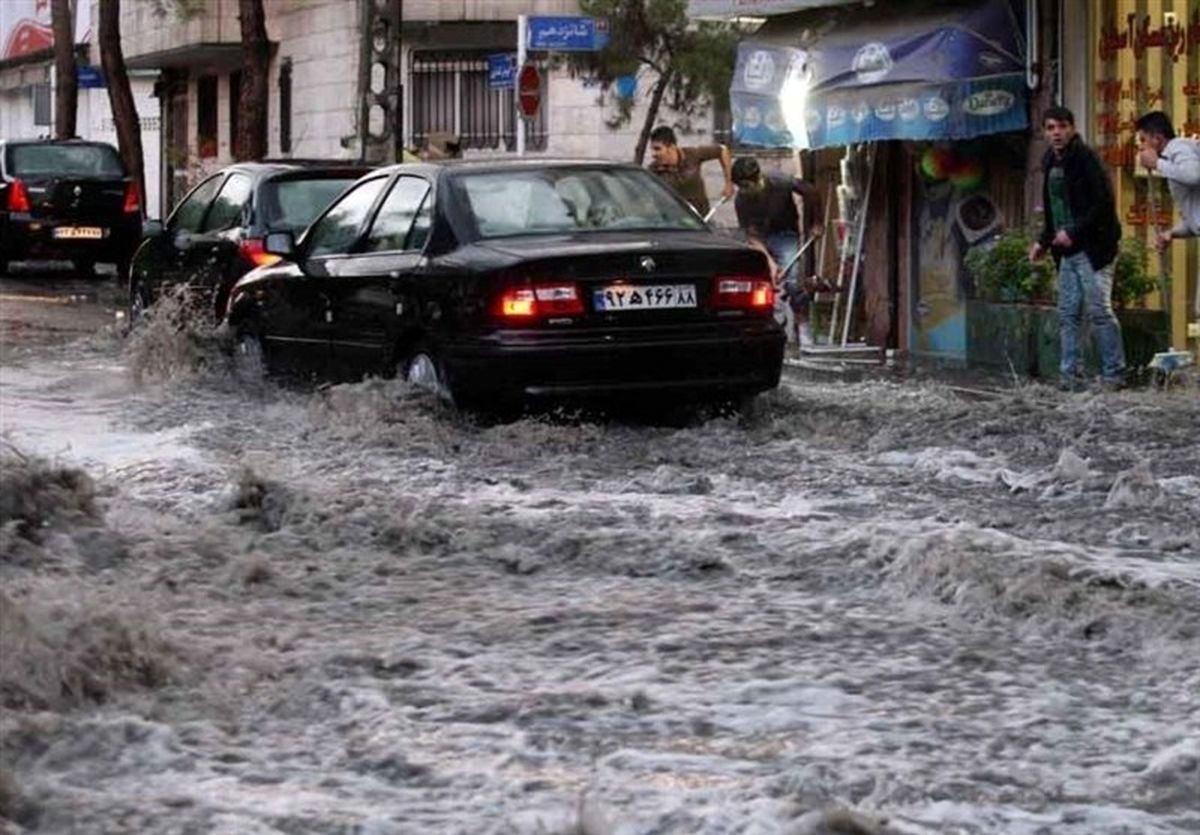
[1029,106,1126,390]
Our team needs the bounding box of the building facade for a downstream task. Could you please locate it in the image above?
[114,0,727,218]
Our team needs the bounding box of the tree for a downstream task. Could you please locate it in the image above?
[51,0,77,138]
[235,0,270,160]
[99,0,145,214]
[571,0,739,163]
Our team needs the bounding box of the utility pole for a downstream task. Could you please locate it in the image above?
[358,0,403,163]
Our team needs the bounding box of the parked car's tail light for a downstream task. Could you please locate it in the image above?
[713,275,774,310]
[239,238,282,268]
[122,182,141,214]
[495,282,584,319]
[6,179,31,213]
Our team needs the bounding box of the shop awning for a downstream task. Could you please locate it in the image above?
[730,0,1028,149]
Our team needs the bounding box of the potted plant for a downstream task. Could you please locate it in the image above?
[963,229,1054,304]
[963,229,1056,375]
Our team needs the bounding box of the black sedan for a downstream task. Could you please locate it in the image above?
[128,161,369,321]
[0,139,143,277]
[226,159,785,411]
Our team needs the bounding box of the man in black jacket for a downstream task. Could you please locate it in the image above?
[1029,106,1126,389]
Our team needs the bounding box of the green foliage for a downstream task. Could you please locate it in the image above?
[1112,236,1159,310]
[966,231,1160,310]
[964,230,1054,303]
[571,0,739,132]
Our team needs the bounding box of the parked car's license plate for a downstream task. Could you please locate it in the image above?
[53,226,105,240]
[594,283,696,311]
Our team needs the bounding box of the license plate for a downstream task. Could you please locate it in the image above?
[53,226,104,240]
[593,283,696,311]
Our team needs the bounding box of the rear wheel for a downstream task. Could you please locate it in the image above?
[403,347,455,406]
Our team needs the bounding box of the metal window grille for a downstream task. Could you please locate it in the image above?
[410,51,546,152]
[32,82,51,127]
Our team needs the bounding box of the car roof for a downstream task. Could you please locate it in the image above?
[371,158,640,179]
[215,161,374,182]
[1,138,120,148]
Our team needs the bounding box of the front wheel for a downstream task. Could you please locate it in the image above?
[232,330,267,383]
[128,279,152,327]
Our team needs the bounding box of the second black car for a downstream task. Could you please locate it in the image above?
[128,161,369,321]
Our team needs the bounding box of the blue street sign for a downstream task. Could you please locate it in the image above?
[77,65,105,89]
[527,16,609,51]
[488,53,517,89]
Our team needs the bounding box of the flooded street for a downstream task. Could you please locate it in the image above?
[1,274,1198,834]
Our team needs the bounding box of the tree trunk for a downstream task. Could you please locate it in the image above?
[236,0,270,160]
[51,0,77,138]
[99,0,145,215]
[633,70,671,165]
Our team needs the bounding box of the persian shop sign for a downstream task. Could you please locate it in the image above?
[1098,9,1200,62]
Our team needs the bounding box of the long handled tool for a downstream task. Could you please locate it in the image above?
[1144,169,1173,320]
[703,194,730,223]
[775,233,819,280]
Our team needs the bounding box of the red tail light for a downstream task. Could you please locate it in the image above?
[122,182,141,214]
[494,282,584,320]
[713,275,774,310]
[6,179,31,213]
[239,238,282,268]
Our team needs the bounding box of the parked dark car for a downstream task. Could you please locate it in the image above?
[128,161,370,321]
[226,159,785,411]
[0,139,143,277]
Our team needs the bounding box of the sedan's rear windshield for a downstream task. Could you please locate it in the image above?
[7,144,125,177]
[452,167,706,239]
[259,177,358,232]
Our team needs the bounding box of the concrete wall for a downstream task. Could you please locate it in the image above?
[118,0,241,61]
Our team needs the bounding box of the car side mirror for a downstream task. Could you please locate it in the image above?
[142,219,164,238]
[264,230,295,259]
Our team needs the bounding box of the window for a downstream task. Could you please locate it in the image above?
[306,177,387,257]
[452,167,704,239]
[410,51,546,152]
[278,59,292,154]
[9,144,124,177]
[197,75,218,158]
[259,176,358,232]
[365,177,431,252]
[32,82,51,127]
[202,173,254,232]
[229,71,242,158]
[170,174,224,232]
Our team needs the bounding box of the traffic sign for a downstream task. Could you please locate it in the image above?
[487,53,516,90]
[526,16,609,51]
[517,62,541,119]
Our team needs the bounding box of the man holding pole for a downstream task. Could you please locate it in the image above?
[647,126,734,218]
[731,155,824,346]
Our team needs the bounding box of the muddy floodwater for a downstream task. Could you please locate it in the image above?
[1,291,1198,835]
